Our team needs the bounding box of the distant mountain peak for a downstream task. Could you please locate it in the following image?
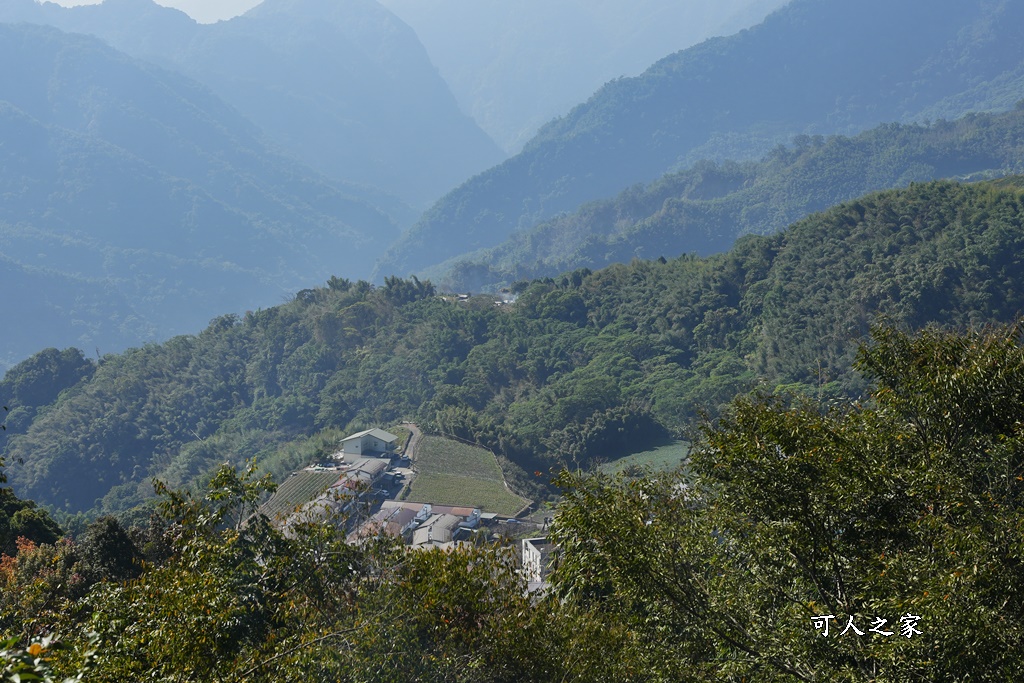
[95,0,166,11]
[1,0,502,207]
[44,0,194,21]
[243,0,386,23]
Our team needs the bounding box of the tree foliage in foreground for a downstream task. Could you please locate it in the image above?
[1,460,609,682]
[5,322,1024,680]
[553,322,1024,680]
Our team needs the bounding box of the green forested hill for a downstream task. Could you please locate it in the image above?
[437,107,1024,291]
[5,179,1024,518]
[376,0,1024,279]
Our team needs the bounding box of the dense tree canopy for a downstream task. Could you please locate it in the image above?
[552,322,1024,680]
[0,407,63,559]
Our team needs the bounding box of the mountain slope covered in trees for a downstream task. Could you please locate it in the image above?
[376,0,1024,278]
[435,107,1024,291]
[0,23,403,372]
[0,0,504,208]
[4,178,1024,518]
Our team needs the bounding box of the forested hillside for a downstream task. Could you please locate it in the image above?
[437,107,1024,291]
[0,23,402,371]
[0,0,503,208]
[4,178,1024,520]
[377,0,1024,278]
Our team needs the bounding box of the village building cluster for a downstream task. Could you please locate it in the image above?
[263,427,557,587]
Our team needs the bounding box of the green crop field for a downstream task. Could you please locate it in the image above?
[598,440,690,476]
[259,470,341,521]
[406,436,530,516]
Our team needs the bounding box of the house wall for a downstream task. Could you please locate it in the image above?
[365,435,388,452]
[522,538,554,583]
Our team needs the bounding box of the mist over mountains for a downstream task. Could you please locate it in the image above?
[0,22,401,370]
[378,0,789,153]
[0,0,781,371]
[1,0,503,208]
[434,107,1024,291]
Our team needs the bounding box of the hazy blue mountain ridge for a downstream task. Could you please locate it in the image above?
[378,0,789,153]
[0,255,147,372]
[0,0,198,56]
[0,22,402,371]
[375,0,1024,280]
[0,0,504,209]
[433,107,1024,291]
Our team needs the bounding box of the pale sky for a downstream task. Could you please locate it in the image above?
[49,0,262,24]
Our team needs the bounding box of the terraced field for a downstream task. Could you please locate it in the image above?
[259,470,341,521]
[598,440,690,476]
[405,436,530,516]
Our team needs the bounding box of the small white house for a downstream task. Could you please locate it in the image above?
[522,537,557,584]
[340,428,399,456]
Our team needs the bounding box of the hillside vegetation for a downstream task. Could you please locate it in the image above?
[4,178,1024,519]
[438,107,1024,291]
[5,303,1024,680]
[378,0,1024,278]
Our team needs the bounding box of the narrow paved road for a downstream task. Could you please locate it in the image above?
[402,421,423,462]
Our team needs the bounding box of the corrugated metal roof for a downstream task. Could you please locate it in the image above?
[341,428,399,443]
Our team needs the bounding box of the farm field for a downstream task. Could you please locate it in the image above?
[598,440,690,476]
[259,470,341,521]
[405,436,530,516]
